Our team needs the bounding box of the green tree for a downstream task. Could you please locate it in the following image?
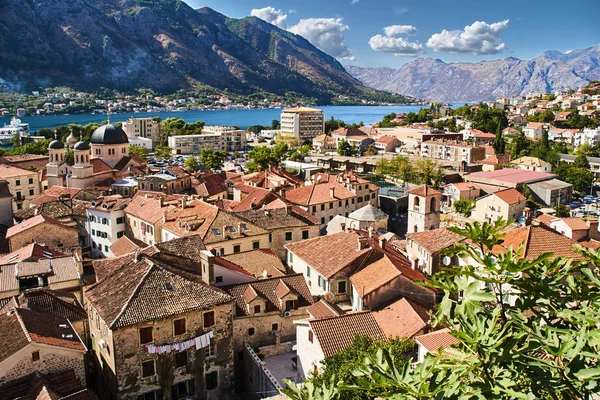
[337,139,354,156]
[364,144,377,156]
[271,119,281,129]
[198,148,227,170]
[64,148,74,165]
[509,131,529,157]
[492,121,505,154]
[184,156,200,172]
[129,145,149,159]
[554,204,571,217]
[453,199,475,217]
[247,145,279,171]
[414,159,445,188]
[284,218,600,400]
[154,145,172,159]
[573,154,591,169]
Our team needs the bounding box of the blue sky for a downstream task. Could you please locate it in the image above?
[185,0,599,68]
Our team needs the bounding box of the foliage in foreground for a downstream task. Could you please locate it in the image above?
[283,218,600,399]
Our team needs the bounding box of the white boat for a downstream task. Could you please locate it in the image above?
[0,117,30,145]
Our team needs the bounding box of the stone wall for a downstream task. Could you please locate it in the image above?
[9,223,79,252]
[0,344,85,386]
[269,226,320,260]
[98,302,234,400]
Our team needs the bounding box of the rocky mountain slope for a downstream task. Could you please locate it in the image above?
[346,45,600,102]
[0,0,369,101]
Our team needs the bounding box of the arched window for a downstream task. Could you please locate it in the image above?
[414,196,420,209]
[414,225,418,233]
[430,197,436,212]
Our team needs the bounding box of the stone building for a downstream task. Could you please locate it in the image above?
[284,171,379,227]
[223,274,314,390]
[0,164,40,211]
[407,185,441,234]
[86,195,130,259]
[137,166,192,194]
[6,214,80,252]
[236,205,320,259]
[85,252,235,400]
[0,306,87,386]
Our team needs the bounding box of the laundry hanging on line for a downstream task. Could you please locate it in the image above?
[146,330,214,354]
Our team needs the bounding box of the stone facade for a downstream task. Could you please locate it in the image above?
[268,225,320,260]
[407,190,441,234]
[0,344,86,387]
[88,302,235,400]
[8,222,79,252]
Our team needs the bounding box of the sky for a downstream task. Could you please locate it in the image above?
[184,0,599,69]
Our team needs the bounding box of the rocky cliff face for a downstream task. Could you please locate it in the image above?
[0,0,363,100]
[346,46,600,102]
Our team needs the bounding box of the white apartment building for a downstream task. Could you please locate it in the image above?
[168,126,246,155]
[280,107,325,140]
[121,117,160,145]
[86,195,130,258]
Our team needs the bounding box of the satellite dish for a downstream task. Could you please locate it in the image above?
[442,256,451,266]
[323,291,335,302]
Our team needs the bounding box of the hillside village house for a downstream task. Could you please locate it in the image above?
[442,182,481,206]
[0,164,40,211]
[85,253,235,400]
[86,195,130,258]
[223,274,314,389]
[6,214,80,252]
[137,166,192,194]
[160,199,270,255]
[284,171,379,226]
[406,227,465,275]
[124,191,184,246]
[214,249,286,285]
[509,156,552,172]
[294,312,385,380]
[420,139,486,163]
[472,188,527,224]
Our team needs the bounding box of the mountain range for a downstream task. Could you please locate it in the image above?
[0,0,385,103]
[346,46,600,102]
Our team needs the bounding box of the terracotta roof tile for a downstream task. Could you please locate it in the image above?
[491,225,582,261]
[374,298,431,339]
[6,214,78,238]
[285,232,371,278]
[561,217,590,231]
[237,205,319,229]
[0,369,91,400]
[0,288,86,322]
[109,236,148,257]
[309,312,386,357]
[0,164,37,178]
[0,243,65,266]
[491,188,527,205]
[217,249,286,278]
[406,227,464,254]
[224,274,313,316]
[407,185,441,197]
[415,328,458,352]
[0,256,81,294]
[85,255,232,328]
[350,255,401,296]
[306,299,345,319]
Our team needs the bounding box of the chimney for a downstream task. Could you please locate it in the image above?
[358,236,369,250]
[330,187,335,198]
[286,204,292,215]
[368,226,374,238]
[158,196,163,207]
[379,237,386,250]
[523,207,532,226]
[340,222,346,231]
[223,226,227,239]
[238,223,243,234]
[180,197,186,209]
[200,250,215,285]
[162,210,168,223]
[587,219,600,240]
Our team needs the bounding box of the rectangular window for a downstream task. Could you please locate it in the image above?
[285,231,292,241]
[338,201,342,207]
[32,351,40,361]
[117,231,125,238]
[321,217,325,224]
[308,330,314,343]
[318,276,322,286]
[141,360,155,378]
[302,230,309,240]
[312,206,316,213]
[174,318,186,336]
[28,178,33,185]
[116,217,125,224]
[233,245,241,253]
[248,328,255,336]
[338,281,347,294]
[215,276,223,283]
[269,233,272,243]
[175,351,188,368]
[253,241,260,249]
[321,204,325,211]
[205,371,218,390]
[254,304,261,313]
[139,326,153,344]
[272,323,279,331]
[203,311,215,328]
[329,202,333,209]
[104,245,109,252]
[205,340,215,358]
[171,379,194,399]
[285,300,296,311]
[29,189,34,196]
[306,266,311,277]
[92,229,95,235]
[15,179,20,186]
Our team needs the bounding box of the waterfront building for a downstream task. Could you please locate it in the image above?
[280,107,325,141]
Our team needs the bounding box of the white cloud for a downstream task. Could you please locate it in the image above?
[369,35,423,56]
[351,0,360,4]
[383,24,417,36]
[250,6,288,29]
[394,7,409,14]
[426,20,509,55]
[289,18,354,60]
[369,25,422,56]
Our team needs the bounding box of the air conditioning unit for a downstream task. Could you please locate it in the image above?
[283,311,292,317]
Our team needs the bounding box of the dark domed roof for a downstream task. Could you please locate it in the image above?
[48,140,64,150]
[74,141,91,151]
[91,123,129,145]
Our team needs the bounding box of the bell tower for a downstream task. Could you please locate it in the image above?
[407,185,442,233]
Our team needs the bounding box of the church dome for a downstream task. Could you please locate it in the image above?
[48,139,64,150]
[91,124,129,145]
[74,141,91,151]
[66,132,78,145]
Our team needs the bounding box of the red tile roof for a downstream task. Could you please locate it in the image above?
[6,214,77,238]
[306,299,345,319]
[407,185,441,197]
[466,169,554,184]
[309,312,386,357]
[350,255,401,296]
[416,328,459,353]
[406,227,464,254]
[0,243,65,266]
[374,298,431,338]
[491,188,526,205]
[491,225,582,261]
[109,235,148,257]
